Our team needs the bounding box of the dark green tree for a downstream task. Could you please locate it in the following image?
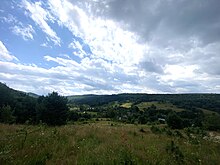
[67,111,80,121]
[166,111,184,129]
[0,83,13,108]
[13,96,37,124]
[0,105,15,123]
[35,96,47,123]
[37,92,68,126]
[131,105,140,113]
[204,114,220,131]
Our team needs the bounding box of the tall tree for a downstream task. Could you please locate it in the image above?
[37,92,68,126]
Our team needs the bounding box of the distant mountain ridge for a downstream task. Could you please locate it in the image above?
[26,92,39,98]
[0,82,39,97]
[0,82,38,114]
[67,93,220,114]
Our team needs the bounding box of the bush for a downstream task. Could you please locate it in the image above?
[166,111,184,129]
[204,114,220,131]
[150,125,161,134]
[0,105,15,124]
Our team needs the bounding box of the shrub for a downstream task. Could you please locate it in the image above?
[0,105,15,124]
[166,111,184,129]
[150,125,161,134]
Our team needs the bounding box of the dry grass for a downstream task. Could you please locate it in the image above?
[0,122,220,164]
[120,102,133,108]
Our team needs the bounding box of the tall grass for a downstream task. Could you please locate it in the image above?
[0,122,220,164]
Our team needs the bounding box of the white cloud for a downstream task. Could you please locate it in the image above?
[0,14,35,41]
[11,24,35,40]
[22,0,61,46]
[0,41,18,61]
[44,55,80,68]
[163,65,198,81]
[48,0,83,36]
[1,0,219,94]
[40,42,52,48]
[48,0,147,67]
[68,40,86,58]
[0,53,146,95]
[0,14,18,24]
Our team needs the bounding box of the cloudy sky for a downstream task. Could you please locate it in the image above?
[0,0,220,95]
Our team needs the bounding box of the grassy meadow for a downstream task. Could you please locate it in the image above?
[136,101,185,112]
[1,121,220,165]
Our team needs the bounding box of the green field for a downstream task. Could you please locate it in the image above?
[136,101,220,115]
[137,101,185,112]
[1,122,220,165]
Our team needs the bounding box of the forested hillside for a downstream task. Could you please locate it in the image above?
[0,83,68,125]
[1,82,220,130]
[0,82,37,123]
[68,93,220,114]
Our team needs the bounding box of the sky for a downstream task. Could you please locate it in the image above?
[0,0,220,95]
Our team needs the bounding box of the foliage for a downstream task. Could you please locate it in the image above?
[68,93,220,114]
[13,96,37,124]
[166,111,184,129]
[0,83,14,108]
[0,105,15,124]
[1,82,220,131]
[204,114,220,131]
[36,92,68,126]
[0,83,37,124]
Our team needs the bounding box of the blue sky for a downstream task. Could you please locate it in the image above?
[0,0,220,95]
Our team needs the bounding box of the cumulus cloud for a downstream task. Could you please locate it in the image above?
[87,0,220,45]
[76,0,220,75]
[47,0,148,66]
[187,43,220,76]
[0,55,138,95]
[1,0,220,94]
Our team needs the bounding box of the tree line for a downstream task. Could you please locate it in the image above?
[0,83,69,125]
[69,93,220,114]
[1,82,220,130]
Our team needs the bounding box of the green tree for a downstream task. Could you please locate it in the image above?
[0,83,13,108]
[13,96,37,124]
[35,96,47,123]
[131,105,140,113]
[37,92,68,126]
[166,111,184,129]
[0,105,15,123]
[204,114,220,131]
